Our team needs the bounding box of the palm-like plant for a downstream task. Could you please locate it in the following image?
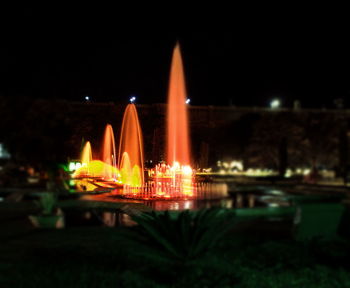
[124,208,236,265]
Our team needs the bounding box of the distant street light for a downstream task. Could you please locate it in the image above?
[270,99,280,109]
[185,98,191,104]
[130,96,136,103]
[85,96,90,101]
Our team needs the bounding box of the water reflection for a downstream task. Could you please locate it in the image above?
[143,192,291,211]
[146,200,194,211]
[75,185,291,212]
[248,194,255,208]
[71,179,229,200]
[102,212,117,227]
[64,210,136,227]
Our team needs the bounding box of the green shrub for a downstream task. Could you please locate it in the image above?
[35,193,57,215]
[128,209,236,263]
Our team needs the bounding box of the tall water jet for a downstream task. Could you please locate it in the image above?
[81,141,92,166]
[148,43,194,198]
[118,104,144,186]
[166,43,191,166]
[72,141,93,178]
[75,141,93,177]
[102,124,117,179]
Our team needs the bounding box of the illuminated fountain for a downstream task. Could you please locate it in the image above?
[166,43,191,167]
[73,141,92,177]
[72,44,227,202]
[74,125,120,183]
[147,43,195,198]
[81,141,92,166]
[132,43,226,201]
[102,124,118,180]
[118,104,144,187]
[73,105,144,189]
[73,140,119,190]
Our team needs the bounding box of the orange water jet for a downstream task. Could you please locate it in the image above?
[149,43,194,197]
[102,124,117,179]
[118,104,144,186]
[166,43,191,166]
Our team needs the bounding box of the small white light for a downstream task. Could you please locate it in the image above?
[270,99,280,109]
[85,96,90,101]
[129,96,136,103]
[303,169,311,175]
[184,201,192,210]
[69,162,76,171]
[182,165,193,175]
[185,98,191,104]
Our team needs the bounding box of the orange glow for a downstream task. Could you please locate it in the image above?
[70,45,205,200]
[150,163,194,197]
[72,106,144,189]
[166,43,191,166]
[151,43,194,198]
[102,124,117,179]
[118,104,144,186]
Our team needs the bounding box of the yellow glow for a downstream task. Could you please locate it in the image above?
[73,160,120,179]
[81,141,92,166]
[285,169,292,178]
[230,160,243,171]
[75,179,97,192]
[120,152,143,187]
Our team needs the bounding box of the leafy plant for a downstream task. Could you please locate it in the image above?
[124,208,236,265]
[35,193,57,215]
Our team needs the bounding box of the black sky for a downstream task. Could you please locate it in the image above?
[1,6,349,108]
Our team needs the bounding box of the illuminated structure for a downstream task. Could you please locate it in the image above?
[118,104,144,187]
[72,44,228,200]
[73,105,143,187]
[166,43,191,167]
[101,124,117,180]
[148,43,195,197]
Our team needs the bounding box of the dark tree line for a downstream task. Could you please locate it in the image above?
[1,97,349,178]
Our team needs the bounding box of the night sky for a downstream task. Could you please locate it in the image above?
[1,6,349,108]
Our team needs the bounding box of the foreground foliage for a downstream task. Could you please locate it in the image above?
[127,209,236,262]
[1,208,350,287]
